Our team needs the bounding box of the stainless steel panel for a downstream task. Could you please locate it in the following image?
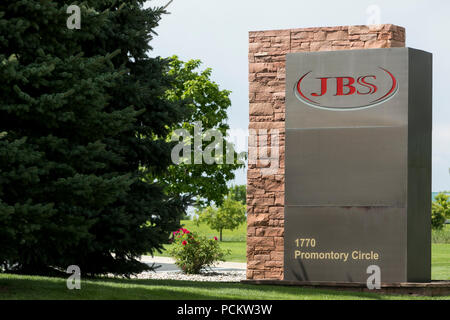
[406,49,432,282]
[284,206,407,283]
[286,48,409,129]
[285,127,407,206]
[284,48,432,283]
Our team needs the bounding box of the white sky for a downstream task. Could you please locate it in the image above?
[146,0,450,191]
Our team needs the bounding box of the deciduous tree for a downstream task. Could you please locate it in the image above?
[196,197,246,241]
[161,57,245,208]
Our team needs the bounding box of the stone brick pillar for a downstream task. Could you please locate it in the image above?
[246,24,406,280]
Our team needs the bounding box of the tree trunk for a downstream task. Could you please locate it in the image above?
[220,229,223,242]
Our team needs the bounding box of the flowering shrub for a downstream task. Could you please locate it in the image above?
[168,228,229,274]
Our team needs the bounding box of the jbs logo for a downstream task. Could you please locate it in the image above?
[294,67,398,111]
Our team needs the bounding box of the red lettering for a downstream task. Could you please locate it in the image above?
[357,75,377,95]
[335,77,356,96]
[311,77,331,97]
[295,68,397,108]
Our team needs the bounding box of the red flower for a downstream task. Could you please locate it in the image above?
[214,236,218,241]
[182,240,187,246]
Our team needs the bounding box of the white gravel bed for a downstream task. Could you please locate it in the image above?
[130,270,246,282]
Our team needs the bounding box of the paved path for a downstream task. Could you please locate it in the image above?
[140,255,246,272]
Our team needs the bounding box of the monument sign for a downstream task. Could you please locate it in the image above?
[284,48,432,282]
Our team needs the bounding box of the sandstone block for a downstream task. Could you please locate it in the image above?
[348,25,370,35]
[326,30,348,40]
[247,214,270,227]
[247,236,275,247]
[249,103,274,116]
[314,31,327,41]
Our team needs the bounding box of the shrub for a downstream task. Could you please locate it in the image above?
[432,193,450,230]
[432,202,446,230]
[180,213,191,220]
[432,225,450,244]
[168,228,229,274]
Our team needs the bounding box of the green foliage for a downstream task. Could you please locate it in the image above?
[161,56,245,208]
[196,197,246,241]
[228,185,246,205]
[432,225,450,244]
[168,228,228,274]
[0,1,189,275]
[182,219,246,242]
[432,203,447,230]
[180,213,192,220]
[432,193,450,230]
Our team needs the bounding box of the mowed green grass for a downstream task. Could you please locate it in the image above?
[0,273,448,300]
[0,243,448,300]
[432,244,450,280]
[178,219,246,242]
[1,223,448,300]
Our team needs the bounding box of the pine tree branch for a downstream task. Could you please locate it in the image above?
[163,0,174,10]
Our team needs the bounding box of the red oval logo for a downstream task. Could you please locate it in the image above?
[294,67,398,111]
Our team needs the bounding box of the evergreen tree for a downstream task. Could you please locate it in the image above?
[0,1,189,275]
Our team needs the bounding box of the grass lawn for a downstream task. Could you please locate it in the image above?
[0,223,448,300]
[0,273,448,300]
[177,219,246,242]
[432,243,450,280]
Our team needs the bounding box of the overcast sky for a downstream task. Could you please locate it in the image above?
[146,0,450,192]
